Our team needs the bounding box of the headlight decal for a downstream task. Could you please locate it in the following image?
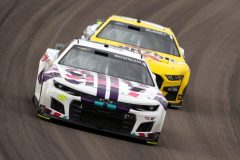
[153,95,168,110]
[65,78,81,85]
[166,75,183,81]
[54,80,80,96]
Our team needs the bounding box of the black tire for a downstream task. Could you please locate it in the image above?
[32,95,39,107]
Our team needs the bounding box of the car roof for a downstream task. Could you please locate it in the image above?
[73,39,143,60]
[108,15,173,36]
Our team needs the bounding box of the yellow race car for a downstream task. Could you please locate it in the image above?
[82,15,190,107]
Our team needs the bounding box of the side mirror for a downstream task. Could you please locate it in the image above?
[55,43,66,51]
[180,47,185,58]
[46,48,60,64]
[96,19,104,25]
[152,73,156,80]
[82,23,101,40]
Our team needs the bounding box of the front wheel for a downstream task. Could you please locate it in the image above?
[32,95,39,106]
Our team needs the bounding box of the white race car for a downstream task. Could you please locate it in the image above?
[33,39,167,144]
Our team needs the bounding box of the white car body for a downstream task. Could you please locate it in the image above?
[33,39,167,143]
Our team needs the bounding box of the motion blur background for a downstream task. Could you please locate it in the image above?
[0,0,240,159]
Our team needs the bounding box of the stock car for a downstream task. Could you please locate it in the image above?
[82,15,191,107]
[32,39,167,144]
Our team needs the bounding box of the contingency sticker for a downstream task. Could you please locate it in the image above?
[57,94,67,102]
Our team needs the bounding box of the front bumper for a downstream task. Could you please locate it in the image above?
[37,83,166,143]
[36,106,160,143]
[154,73,188,106]
[146,58,190,106]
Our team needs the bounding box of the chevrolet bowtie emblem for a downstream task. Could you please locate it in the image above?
[99,99,112,104]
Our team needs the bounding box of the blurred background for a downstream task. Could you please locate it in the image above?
[0,0,240,160]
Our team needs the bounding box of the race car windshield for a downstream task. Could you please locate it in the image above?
[59,46,154,86]
[97,21,180,56]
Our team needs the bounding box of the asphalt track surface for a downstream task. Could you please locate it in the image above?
[0,0,240,160]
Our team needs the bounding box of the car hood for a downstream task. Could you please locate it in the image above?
[117,45,190,75]
[48,64,167,108]
[119,45,185,64]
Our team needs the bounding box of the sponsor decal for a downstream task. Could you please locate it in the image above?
[113,54,143,65]
[131,132,146,137]
[53,112,61,117]
[95,99,117,110]
[143,54,160,61]
[139,133,146,137]
[178,94,183,100]
[128,91,140,97]
[145,116,156,120]
[81,95,129,112]
[94,101,104,108]
[57,94,67,102]
[44,107,66,118]
[145,116,150,120]
[65,68,95,86]
[107,104,117,110]
[41,53,49,62]
[145,28,168,36]
[120,45,175,63]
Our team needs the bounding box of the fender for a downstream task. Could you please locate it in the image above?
[34,48,60,103]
